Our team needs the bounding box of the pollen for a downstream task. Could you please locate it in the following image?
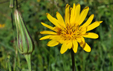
[57,24,83,40]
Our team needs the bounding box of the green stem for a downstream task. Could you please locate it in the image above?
[16,50,21,70]
[15,0,19,9]
[9,0,14,30]
[71,49,75,71]
[82,52,86,71]
[25,54,31,71]
[8,57,12,71]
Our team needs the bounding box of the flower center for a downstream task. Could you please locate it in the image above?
[57,24,83,40]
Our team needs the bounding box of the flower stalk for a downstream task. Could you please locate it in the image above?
[14,10,34,71]
[71,49,75,71]
[25,54,31,71]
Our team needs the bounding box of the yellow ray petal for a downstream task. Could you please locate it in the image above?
[50,35,61,40]
[46,13,62,29]
[47,40,59,47]
[87,21,103,31]
[83,33,99,39]
[49,35,60,39]
[39,35,51,40]
[77,6,89,25]
[79,27,86,34]
[74,4,80,24]
[77,37,85,44]
[65,4,70,25]
[49,35,65,43]
[82,43,91,52]
[60,41,72,54]
[77,37,91,52]
[56,12,66,28]
[73,40,78,53]
[77,37,86,50]
[40,31,57,34]
[67,41,72,49]
[41,22,55,31]
[70,3,76,24]
[81,14,94,27]
[58,39,65,44]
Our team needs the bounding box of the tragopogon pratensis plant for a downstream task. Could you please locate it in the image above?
[40,3,102,54]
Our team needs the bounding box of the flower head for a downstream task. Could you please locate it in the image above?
[0,24,5,28]
[40,3,102,54]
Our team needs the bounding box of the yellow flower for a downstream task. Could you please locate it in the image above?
[40,3,102,54]
[0,24,5,28]
[37,0,40,2]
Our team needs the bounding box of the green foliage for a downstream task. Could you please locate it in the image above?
[0,0,113,71]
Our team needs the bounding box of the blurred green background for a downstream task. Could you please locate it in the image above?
[0,0,113,71]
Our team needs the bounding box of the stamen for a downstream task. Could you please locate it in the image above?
[56,24,85,40]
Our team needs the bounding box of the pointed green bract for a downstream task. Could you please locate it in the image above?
[14,10,34,54]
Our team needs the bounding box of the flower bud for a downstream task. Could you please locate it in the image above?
[14,10,34,54]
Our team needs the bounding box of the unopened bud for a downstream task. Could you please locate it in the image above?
[14,10,34,54]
